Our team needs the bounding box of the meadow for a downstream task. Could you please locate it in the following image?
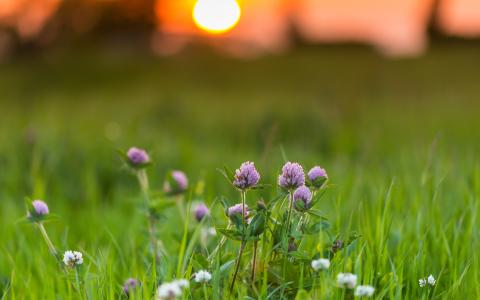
[0,41,479,299]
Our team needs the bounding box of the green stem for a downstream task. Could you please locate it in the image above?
[203,283,209,300]
[285,190,294,235]
[251,240,258,283]
[241,191,246,235]
[136,169,160,279]
[281,191,294,296]
[74,267,81,295]
[37,222,57,257]
[229,240,246,295]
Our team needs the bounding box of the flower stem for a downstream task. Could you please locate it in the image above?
[37,222,57,257]
[136,170,160,271]
[280,191,294,296]
[241,191,246,235]
[74,267,82,295]
[286,190,294,235]
[203,283,209,300]
[251,240,258,284]
[229,240,246,295]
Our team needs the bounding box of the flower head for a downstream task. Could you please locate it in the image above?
[419,275,436,287]
[308,166,328,188]
[311,258,330,271]
[293,185,312,211]
[157,283,181,300]
[164,170,188,194]
[227,203,249,218]
[419,278,427,287]
[127,147,149,165]
[355,285,375,297]
[156,279,189,300]
[278,162,305,190]
[123,278,139,294]
[194,270,212,283]
[31,200,49,217]
[427,275,436,286]
[337,273,357,289]
[233,161,260,190]
[194,203,209,222]
[63,250,83,267]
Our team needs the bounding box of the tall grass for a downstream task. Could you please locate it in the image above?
[0,44,479,298]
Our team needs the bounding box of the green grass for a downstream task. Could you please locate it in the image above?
[0,41,479,299]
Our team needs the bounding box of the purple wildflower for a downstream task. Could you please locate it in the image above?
[123,278,139,295]
[127,147,149,165]
[194,203,209,222]
[233,161,260,190]
[228,203,249,218]
[32,200,49,216]
[172,170,188,191]
[278,162,305,190]
[164,170,188,194]
[293,186,312,211]
[308,166,328,188]
[308,166,327,181]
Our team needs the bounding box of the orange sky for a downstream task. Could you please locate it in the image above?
[1,0,480,55]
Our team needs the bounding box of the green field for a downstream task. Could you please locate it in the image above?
[0,41,479,299]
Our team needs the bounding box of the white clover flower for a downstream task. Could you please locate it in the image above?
[355,285,375,297]
[194,270,212,283]
[156,279,189,300]
[427,274,436,286]
[63,250,83,267]
[337,273,357,289]
[157,283,182,300]
[419,274,436,287]
[311,258,330,271]
[419,278,427,287]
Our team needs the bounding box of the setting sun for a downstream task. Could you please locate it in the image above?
[192,0,241,34]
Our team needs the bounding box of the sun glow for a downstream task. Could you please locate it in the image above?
[193,0,241,34]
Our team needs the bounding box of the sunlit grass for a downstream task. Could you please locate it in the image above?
[0,44,479,298]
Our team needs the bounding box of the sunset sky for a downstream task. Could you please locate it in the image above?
[1,0,480,56]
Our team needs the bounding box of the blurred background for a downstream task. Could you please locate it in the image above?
[0,0,479,205]
[1,0,480,58]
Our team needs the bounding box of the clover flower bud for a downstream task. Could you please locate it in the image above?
[164,170,188,194]
[227,203,249,218]
[31,200,49,217]
[332,239,344,253]
[278,162,305,190]
[123,278,139,295]
[311,258,330,271]
[288,239,297,252]
[194,203,209,222]
[293,185,312,211]
[308,166,328,189]
[127,147,149,165]
[233,161,260,190]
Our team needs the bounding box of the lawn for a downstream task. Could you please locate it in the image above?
[0,41,479,299]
